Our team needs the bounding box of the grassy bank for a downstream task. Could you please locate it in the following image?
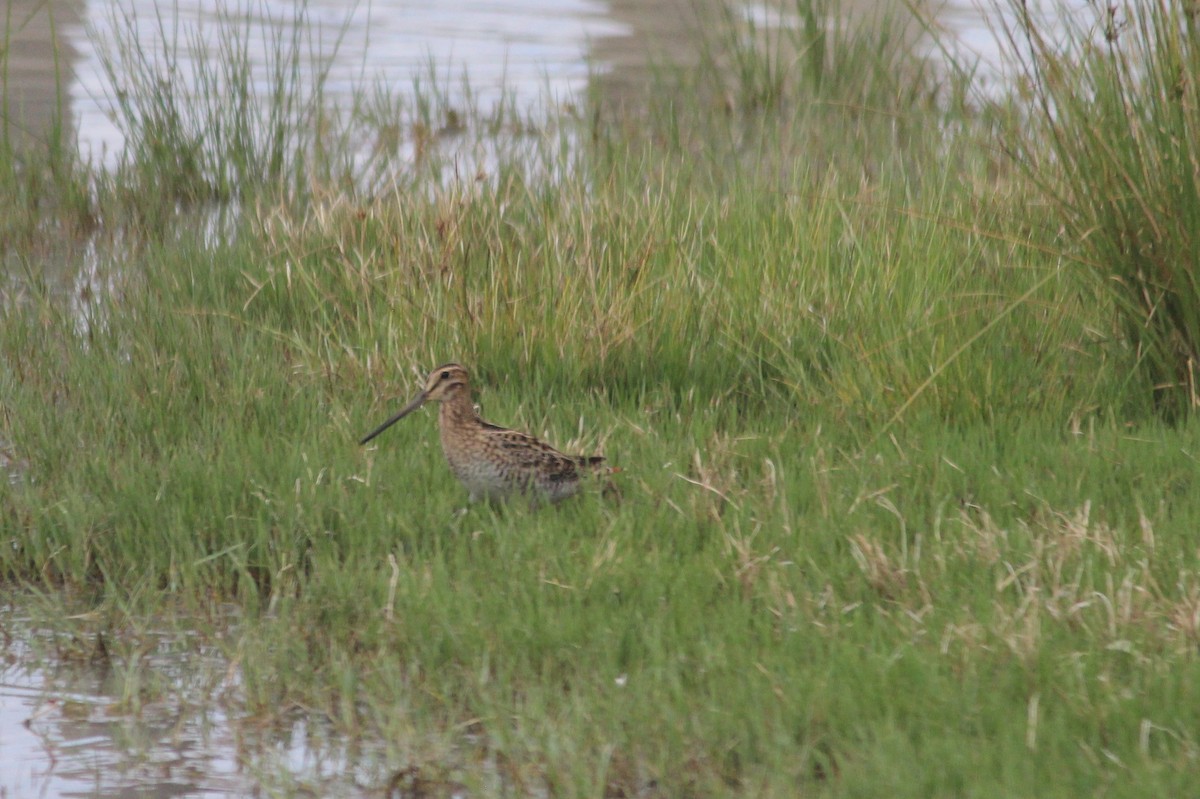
[3,0,1200,795]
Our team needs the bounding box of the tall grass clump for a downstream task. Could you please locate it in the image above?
[998,0,1200,417]
[707,0,937,114]
[575,0,1100,428]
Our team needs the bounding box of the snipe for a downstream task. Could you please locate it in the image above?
[361,363,609,504]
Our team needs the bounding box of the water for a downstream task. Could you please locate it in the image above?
[0,0,1094,173]
[936,0,1092,97]
[4,0,1087,168]
[67,0,629,170]
[0,613,400,797]
[0,620,244,797]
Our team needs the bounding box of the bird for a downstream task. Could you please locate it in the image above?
[360,363,610,504]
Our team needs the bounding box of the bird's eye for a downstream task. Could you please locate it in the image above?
[441,370,450,380]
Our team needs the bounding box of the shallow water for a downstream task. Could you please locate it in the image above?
[1,620,244,796]
[3,0,1087,166]
[0,613,401,797]
[934,0,1092,98]
[67,0,630,169]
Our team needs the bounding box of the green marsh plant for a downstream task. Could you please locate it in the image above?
[711,0,937,114]
[998,0,1200,417]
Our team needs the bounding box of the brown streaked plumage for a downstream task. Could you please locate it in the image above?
[361,363,608,504]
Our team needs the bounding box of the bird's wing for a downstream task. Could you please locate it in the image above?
[490,429,598,483]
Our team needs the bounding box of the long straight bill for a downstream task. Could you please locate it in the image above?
[360,393,427,445]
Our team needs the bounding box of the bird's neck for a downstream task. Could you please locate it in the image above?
[438,387,479,425]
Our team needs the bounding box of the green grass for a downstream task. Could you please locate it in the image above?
[3,0,1200,796]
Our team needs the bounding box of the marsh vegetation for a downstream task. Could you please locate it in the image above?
[3,0,1200,795]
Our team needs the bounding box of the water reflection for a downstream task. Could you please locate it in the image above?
[0,615,401,797]
[2,0,1085,169]
[0,0,80,151]
[67,0,630,170]
[0,622,244,797]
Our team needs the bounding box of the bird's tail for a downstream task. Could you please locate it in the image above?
[577,455,621,500]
